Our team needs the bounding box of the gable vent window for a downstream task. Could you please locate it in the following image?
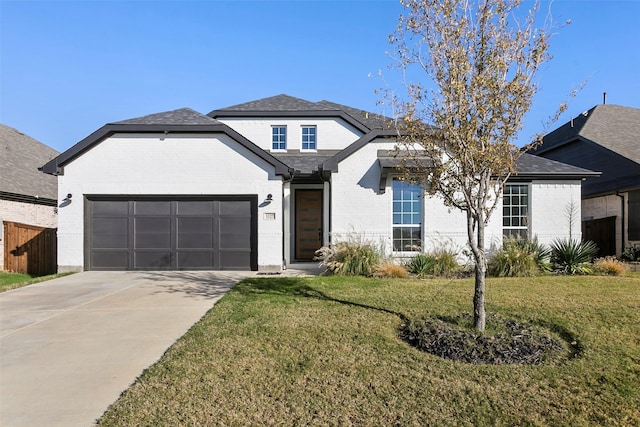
[503,184,530,239]
[272,126,287,151]
[301,126,317,151]
[392,179,423,252]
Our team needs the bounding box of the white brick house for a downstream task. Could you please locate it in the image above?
[41,95,598,272]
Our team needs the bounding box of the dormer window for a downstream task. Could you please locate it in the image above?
[301,126,317,151]
[272,126,287,151]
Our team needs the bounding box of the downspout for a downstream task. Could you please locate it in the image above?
[616,192,625,256]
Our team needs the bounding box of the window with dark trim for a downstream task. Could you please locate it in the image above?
[503,184,529,239]
[393,179,422,251]
[271,126,287,151]
[301,126,316,150]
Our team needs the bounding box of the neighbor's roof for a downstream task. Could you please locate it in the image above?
[0,124,58,200]
[40,108,292,178]
[209,94,393,132]
[534,104,640,164]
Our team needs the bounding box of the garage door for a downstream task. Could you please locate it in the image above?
[86,197,257,270]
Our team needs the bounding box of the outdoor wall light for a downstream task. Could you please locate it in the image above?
[62,193,72,204]
[266,194,273,201]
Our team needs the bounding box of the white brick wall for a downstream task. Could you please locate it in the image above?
[218,118,363,151]
[57,133,284,272]
[329,139,584,261]
[0,199,57,270]
[529,180,583,246]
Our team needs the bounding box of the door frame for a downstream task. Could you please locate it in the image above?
[293,188,324,261]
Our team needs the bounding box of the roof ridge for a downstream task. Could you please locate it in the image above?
[111,108,220,125]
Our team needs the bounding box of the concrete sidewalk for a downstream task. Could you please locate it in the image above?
[0,271,251,427]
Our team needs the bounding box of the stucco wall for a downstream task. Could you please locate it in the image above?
[0,199,58,270]
[218,118,362,151]
[56,133,284,272]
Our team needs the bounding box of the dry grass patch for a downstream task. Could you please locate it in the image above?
[98,275,640,426]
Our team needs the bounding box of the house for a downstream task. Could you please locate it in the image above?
[40,95,598,272]
[529,104,640,257]
[1,124,59,274]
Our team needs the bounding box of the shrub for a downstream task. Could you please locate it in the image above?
[406,249,460,277]
[621,245,640,262]
[593,257,627,276]
[314,240,381,276]
[406,254,434,277]
[488,237,550,277]
[550,238,598,275]
[374,262,409,278]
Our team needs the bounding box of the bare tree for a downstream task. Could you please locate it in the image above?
[388,0,559,331]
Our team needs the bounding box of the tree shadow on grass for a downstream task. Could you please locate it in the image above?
[235,277,410,323]
[234,277,584,363]
[141,271,254,299]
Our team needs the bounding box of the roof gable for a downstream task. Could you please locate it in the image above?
[536,104,640,165]
[40,109,291,178]
[213,94,332,112]
[1,124,58,200]
[112,108,221,125]
[209,94,390,134]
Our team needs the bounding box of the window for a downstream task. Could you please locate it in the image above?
[301,126,317,150]
[393,179,422,251]
[271,126,286,151]
[503,184,529,239]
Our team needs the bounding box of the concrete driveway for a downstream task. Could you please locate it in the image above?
[0,270,252,427]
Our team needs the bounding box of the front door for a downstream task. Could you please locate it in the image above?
[295,189,323,260]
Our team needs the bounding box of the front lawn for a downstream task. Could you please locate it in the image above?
[0,272,71,292]
[98,275,640,426]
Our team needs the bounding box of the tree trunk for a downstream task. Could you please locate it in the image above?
[473,223,487,332]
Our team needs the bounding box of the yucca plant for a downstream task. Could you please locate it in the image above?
[550,238,598,275]
[406,254,435,277]
[406,248,460,277]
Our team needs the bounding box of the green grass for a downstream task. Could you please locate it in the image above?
[0,272,72,292]
[98,275,640,426]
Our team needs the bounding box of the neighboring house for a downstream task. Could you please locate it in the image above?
[40,95,597,272]
[1,124,59,273]
[529,104,640,257]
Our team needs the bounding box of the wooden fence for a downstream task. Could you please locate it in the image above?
[3,221,57,276]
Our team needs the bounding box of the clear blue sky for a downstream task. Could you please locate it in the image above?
[1,0,639,153]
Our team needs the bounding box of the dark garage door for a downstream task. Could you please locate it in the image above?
[86,197,257,270]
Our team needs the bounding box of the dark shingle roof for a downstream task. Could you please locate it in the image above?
[535,104,640,164]
[514,153,599,178]
[210,94,392,132]
[112,108,221,125]
[0,124,59,199]
[316,100,393,130]
[215,94,333,112]
[272,151,340,174]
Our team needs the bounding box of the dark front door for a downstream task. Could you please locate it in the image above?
[295,189,323,260]
[86,197,257,270]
